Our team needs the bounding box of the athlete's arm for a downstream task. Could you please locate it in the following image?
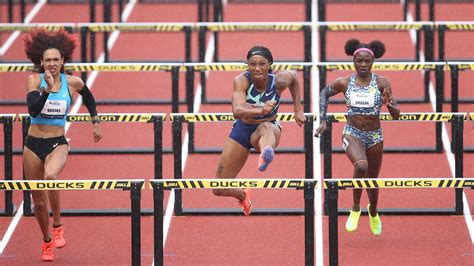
[69,76,102,142]
[379,76,400,120]
[26,74,49,117]
[232,73,273,119]
[278,71,305,126]
[314,77,345,137]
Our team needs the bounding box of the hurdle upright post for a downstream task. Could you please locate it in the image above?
[21,117,33,216]
[172,116,183,215]
[153,182,164,266]
[322,118,333,215]
[327,180,339,266]
[186,66,196,153]
[130,181,143,266]
[3,116,14,216]
[154,117,163,180]
[453,114,464,214]
[435,65,444,152]
[304,180,315,266]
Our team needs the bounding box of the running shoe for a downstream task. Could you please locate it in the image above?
[258,146,275,172]
[41,240,55,261]
[52,225,66,248]
[239,189,252,216]
[368,203,382,236]
[345,207,361,232]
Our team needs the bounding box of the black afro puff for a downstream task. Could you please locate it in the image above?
[344,38,386,59]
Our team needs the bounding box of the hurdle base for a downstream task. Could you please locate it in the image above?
[177,208,305,216]
[191,147,304,154]
[0,204,17,217]
[22,208,155,217]
[336,207,459,216]
[331,147,440,153]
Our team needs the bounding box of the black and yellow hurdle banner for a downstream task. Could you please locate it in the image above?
[329,112,468,122]
[2,21,473,33]
[170,113,312,122]
[79,22,191,32]
[0,114,16,123]
[321,21,429,31]
[5,62,474,73]
[0,180,144,190]
[150,179,314,189]
[324,178,474,189]
[0,23,76,32]
[17,113,165,123]
[199,22,306,32]
[438,22,474,30]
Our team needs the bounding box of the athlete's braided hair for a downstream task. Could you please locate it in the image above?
[24,27,77,73]
[344,39,385,59]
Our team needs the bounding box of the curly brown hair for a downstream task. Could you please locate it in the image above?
[24,27,77,72]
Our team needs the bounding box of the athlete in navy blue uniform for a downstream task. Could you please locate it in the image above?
[23,28,102,261]
[315,39,400,235]
[213,46,306,215]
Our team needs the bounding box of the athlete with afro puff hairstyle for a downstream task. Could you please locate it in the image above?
[315,39,400,236]
[23,28,102,261]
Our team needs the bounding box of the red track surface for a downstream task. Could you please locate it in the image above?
[0,1,473,265]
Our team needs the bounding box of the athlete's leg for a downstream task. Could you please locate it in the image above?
[250,121,281,152]
[250,122,281,171]
[343,134,368,211]
[23,147,50,241]
[365,141,383,216]
[43,145,68,226]
[213,138,250,201]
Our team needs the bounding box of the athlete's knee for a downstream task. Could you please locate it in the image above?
[257,122,274,133]
[44,171,58,180]
[213,189,227,197]
[353,160,368,176]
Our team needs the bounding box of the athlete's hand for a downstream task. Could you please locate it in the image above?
[44,70,54,92]
[92,124,102,143]
[294,111,306,127]
[314,120,327,138]
[260,100,276,115]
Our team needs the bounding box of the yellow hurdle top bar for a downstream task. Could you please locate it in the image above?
[2,21,472,32]
[170,112,467,122]
[149,178,474,189]
[3,62,473,72]
[0,180,144,190]
[150,179,314,189]
[17,113,166,123]
[325,178,474,189]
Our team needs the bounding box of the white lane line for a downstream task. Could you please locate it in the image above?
[405,5,474,243]
[0,203,24,254]
[0,0,138,255]
[311,1,324,265]
[0,0,46,56]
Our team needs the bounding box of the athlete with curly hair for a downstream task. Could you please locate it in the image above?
[315,39,400,235]
[23,28,102,261]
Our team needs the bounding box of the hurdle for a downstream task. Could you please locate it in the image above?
[150,178,317,265]
[170,113,314,215]
[0,179,143,266]
[18,113,164,216]
[325,177,474,266]
[0,114,16,216]
[322,112,467,215]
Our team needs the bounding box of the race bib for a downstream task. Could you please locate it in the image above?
[350,92,375,108]
[40,100,67,119]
